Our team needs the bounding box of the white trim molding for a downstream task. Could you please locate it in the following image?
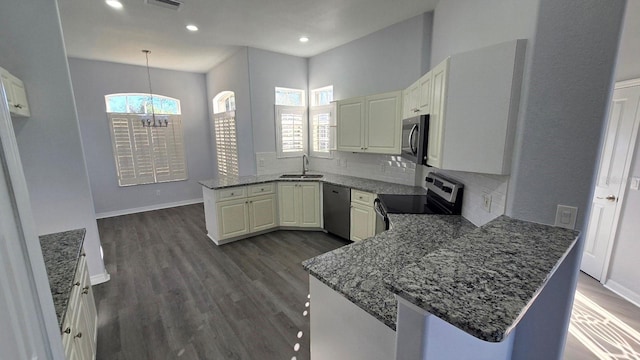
[90,272,111,286]
[95,198,204,219]
[604,279,640,309]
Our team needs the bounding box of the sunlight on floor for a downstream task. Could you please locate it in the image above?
[569,291,640,360]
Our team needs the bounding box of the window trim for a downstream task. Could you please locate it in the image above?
[275,105,307,158]
[275,87,306,107]
[105,93,181,114]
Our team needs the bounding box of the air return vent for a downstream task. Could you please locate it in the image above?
[145,0,183,11]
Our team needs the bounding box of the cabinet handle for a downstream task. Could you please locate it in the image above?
[81,252,86,257]
[74,281,81,287]
[14,104,23,109]
[230,192,234,195]
[63,327,71,334]
[74,332,82,339]
[260,188,264,191]
[82,286,90,294]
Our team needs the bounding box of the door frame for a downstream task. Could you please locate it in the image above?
[0,81,64,358]
[598,78,640,284]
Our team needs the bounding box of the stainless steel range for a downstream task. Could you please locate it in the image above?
[374,173,464,231]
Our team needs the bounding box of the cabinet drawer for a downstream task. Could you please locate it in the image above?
[351,189,375,207]
[248,182,275,196]
[215,186,247,201]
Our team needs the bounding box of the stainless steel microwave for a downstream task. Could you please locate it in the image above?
[400,114,429,165]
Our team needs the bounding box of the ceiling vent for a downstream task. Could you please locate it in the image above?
[144,0,183,11]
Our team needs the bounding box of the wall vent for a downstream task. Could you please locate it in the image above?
[144,0,183,11]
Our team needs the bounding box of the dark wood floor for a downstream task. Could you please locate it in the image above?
[94,204,348,360]
[564,272,640,359]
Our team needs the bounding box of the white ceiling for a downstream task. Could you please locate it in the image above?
[57,0,438,73]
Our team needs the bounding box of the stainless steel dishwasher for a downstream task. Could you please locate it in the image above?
[323,183,351,240]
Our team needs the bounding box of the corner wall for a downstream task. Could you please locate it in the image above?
[0,1,106,278]
[308,13,432,185]
[68,58,214,216]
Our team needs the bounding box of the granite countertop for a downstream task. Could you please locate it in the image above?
[39,229,86,326]
[303,214,477,329]
[303,215,579,343]
[199,172,427,195]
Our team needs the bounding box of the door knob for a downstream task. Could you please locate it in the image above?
[597,194,617,202]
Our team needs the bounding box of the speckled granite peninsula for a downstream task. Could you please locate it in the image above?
[199,172,427,195]
[303,214,579,342]
[39,229,86,325]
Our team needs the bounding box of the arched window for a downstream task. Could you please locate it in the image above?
[212,91,238,177]
[105,93,187,186]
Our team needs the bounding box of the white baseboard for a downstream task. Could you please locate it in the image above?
[604,279,640,308]
[95,198,204,219]
[90,272,111,285]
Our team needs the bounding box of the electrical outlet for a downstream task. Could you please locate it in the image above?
[631,177,640,190]
[258,158,265,168]
[554,205,578,230]
[155,189,161,196]
[482,193,492,212]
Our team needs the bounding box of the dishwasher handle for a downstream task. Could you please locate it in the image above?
[373,199,389,231]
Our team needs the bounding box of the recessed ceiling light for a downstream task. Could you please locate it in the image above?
[186,24,199,32]
[105,0,123,9]
[299,36,309,43]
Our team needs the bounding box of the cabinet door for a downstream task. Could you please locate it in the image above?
[249,194,278,232]
[278,182,298,226]
[336,97,365,152]
[402,88,412,119]
[80,261,97,348]
[216,198,250,239]
[427,58,449,168]
[8,76,29,117]
[365,91,402,154]
[418,71,432,115]
[299,182,321,228]
[350,202,375,241]
[0,71,13,108]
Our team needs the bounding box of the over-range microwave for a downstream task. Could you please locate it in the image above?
[400,114,429,165]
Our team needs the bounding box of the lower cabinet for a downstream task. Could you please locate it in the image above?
[278,182,321,228]
[350,189,377,242]
[62,254,97,360]
[205,183,278,244]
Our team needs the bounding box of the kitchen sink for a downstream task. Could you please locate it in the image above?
[279,174,324,179]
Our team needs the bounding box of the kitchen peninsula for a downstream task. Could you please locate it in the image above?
[303,214,579,360]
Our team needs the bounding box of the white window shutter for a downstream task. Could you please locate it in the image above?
[213,111,239,177]
[309,104,335,158]
[275,105,307,158]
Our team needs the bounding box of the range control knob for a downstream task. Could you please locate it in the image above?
[442,186,453,193]
[425,177,434,183]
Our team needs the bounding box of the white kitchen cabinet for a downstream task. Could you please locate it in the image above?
[336,97,365,152]
[61,254,97,360]
[350,189,376,242]
[0,67,30,117]
[426,40,526,175]
[204,183,278,244]
[336,91,402,154]
[278,182,321,228]
[403,71,432,119]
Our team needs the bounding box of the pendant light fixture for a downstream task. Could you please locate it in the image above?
[141,50,168,128]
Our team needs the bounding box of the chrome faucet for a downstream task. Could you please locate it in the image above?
[302,154,309,175]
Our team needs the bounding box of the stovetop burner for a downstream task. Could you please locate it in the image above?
[375,194,437,214]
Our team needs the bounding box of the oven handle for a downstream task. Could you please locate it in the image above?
[408,124,418,155]
[374,199,389,230]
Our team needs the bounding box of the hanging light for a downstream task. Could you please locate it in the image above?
[141,50,168,128]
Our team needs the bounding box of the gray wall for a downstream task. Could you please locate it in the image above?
[206,48,255,176]
[309,12,432,100]
[307,12,432,185]
[248,48,308,153]
[607,0,640,301]
[0,1,106,278]
[68,58,214,216]
[614,0,640,82]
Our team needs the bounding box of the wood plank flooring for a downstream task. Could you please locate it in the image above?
[564,272,640,359]
[94,204,348,360]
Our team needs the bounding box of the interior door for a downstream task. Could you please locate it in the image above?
[581,82,640,280]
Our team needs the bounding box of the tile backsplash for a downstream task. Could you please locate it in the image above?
[420,165,509,226]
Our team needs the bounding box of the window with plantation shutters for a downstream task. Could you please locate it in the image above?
[310,86,335,159]
[275,105,307,158]
[212,91,239,177]
[105,94,187,187]
[274,87,306,158]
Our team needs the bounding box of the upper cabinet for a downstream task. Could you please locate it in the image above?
[403,71,433,119]
[427,39,526,175]
[0,67,30,117]
[336,91,402,155]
